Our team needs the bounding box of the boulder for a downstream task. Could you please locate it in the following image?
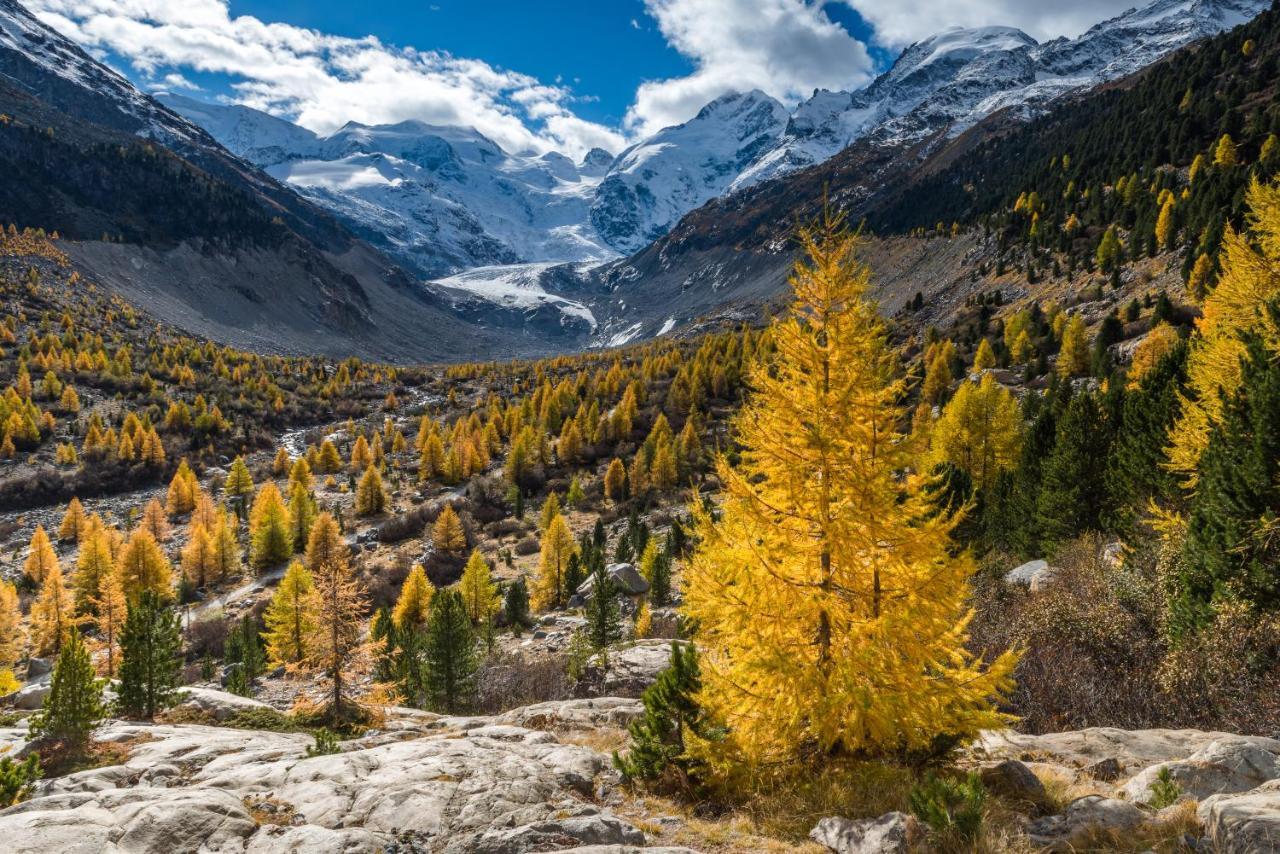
[1085,757,1124,782]
[1,680,50,711]
[573,564,649,604]
[1004,559,1055,590]
[809,812,921,853]
[1027,795,1146,850]
[975,727,1280,772]
[979,759,1046,805]
[175,686,278,722]
[24,657,52,678]
[1199,778,1280,852]
[1122,739,1280,805]
[1100,541,1127,569]
[598,640,683,696]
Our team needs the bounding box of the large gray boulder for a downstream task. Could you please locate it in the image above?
[598,640,684,696]
[173,686,278,722]
[1122,739,1280,805]
[573,563,649,603]
[1199,778,1280,852]
[809,812,921,853]
[1004,559,1056,591]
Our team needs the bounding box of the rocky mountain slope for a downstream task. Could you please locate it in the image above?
[0,0,528,363]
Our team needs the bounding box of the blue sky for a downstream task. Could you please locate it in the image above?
[28,0,1136,157]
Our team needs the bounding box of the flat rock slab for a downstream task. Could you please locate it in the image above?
[1199,778,1280,852]
[975,728,1280,771]
[0,699,654,853]
[1122,738,1280,805]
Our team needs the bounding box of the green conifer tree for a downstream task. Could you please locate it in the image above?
[116,591,182,719]
[424,589,477,713]
[30,631,103,750]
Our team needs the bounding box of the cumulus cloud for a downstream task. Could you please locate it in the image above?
[626,0,874,138]
[839,0,1141,48]
[24,0,626,158]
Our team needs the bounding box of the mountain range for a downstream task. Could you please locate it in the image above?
[0,0,1270,360]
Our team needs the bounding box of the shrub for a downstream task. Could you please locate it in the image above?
[0,754,40,806]
[305,729,341,757]
[909,772,986,843]
[1148,767,1182,809]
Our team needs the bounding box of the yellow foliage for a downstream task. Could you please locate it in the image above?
[682,213,1016,767]
[1168,180,1280,485]
[432,504,466,552]
[1127,323,1182,387]
[926,374,1022,490]
[392,563,434,631]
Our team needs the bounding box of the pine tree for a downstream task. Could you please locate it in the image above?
[23,525,57,585]
[29,631,102,750]
[459,550,499,625]
[354,465,388,515]
[1179,328,1280,631]
[250,482,293,569]
[424,589,476,713]
[392,563,435,630]
[263,561,316,667]
[640,540,672,607]
[224,614,264,696]
[118,527,173,600]
[116,591,182,719]
[31,563,73,657]
[534,514,577,611]
[504,577,531,632]
[585,560,622,651]
[304,513,366,722]
[614,642,709,785]
[431,504,466,553]
[927,374,1022,491]
[1036,392,1113,547]
[682,213,1016,765]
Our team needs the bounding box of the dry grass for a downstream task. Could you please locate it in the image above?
[559,726,630,755]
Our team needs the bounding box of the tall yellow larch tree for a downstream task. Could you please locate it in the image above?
[604,458,627,501]
[303,513,366,721]
[1127,323,1182,387]
[263,561,316,667]
[459,549,499,625]
[287,480,317,550]
[180,524,217,589]
[91,563,127,677]
[289,457,313,491]
[166,458,199,516]
[118,527,173,600]
[431,504,466,553]
[1156,196,1176,250]
[533,513,576,611]
[141,497,170,542]
[1057,314,1091,377]
[316,439,343,473]
[31,562,74,657]
[224,456,255,508]
[973,338,997,370]
[926,374,1023,491]
[354,465,388,515]
[1168,179,1280,485]
[0,581,25,672]
[210,508,242,582]
[58,497,86,542]
[23,525,58,585]
[350,435,372,472]
[250,482,293,569]
[682,212,1016,767]
[74,525,115,613]
[392,563,434,630]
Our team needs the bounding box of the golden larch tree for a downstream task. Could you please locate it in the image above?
[23,525,58,585]
[459,549,499,625]
[92,563,128,677]
[304,513,366,721]
[682,212,1017,767]
[926,374,1023,491]
[31,562,74,656]
[534,514,577,611]
[1168,180,1280,485]
[263,561,316,667]
[119,527,174,600]
[431,504,466,553]
[392,563,434,630]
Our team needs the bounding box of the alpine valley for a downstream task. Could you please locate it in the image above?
[0,0,1266,359]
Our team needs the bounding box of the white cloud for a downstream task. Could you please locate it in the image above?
[625,0,874,138]
[24,0,626,158]
[839,0,1140,48]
